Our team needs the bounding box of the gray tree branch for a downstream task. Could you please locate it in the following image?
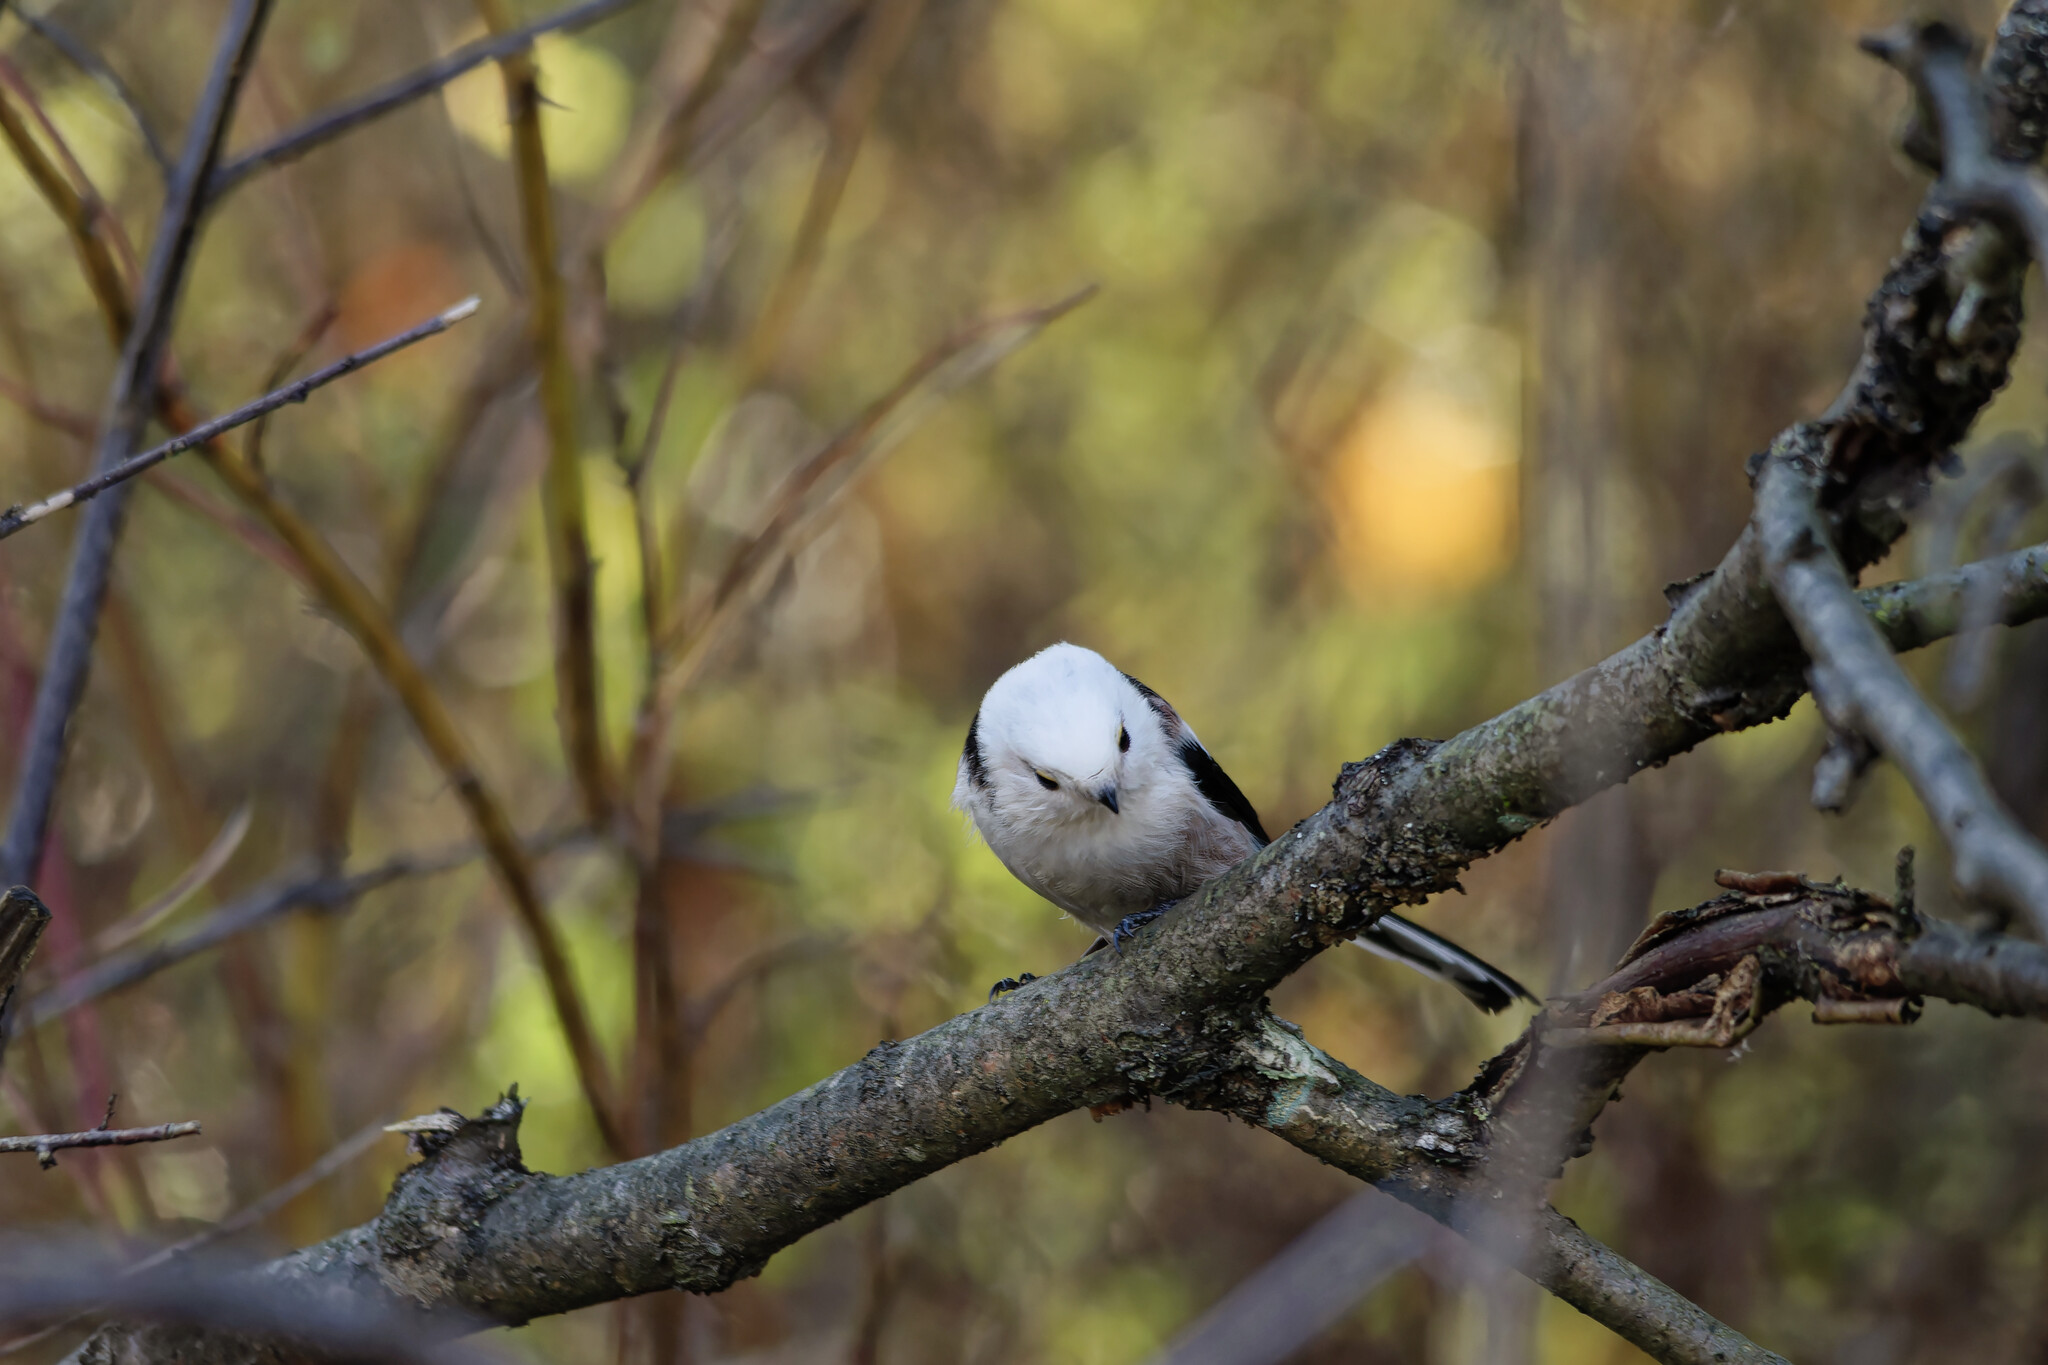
[1745,19,2048,933]
[0,1122,201,1170]
[0,0,276,889]
[72,868,2048,1365]
[1760,456,2048,932]
[202,0,645,203]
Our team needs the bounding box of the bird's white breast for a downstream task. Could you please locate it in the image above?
[960,757,1256,937]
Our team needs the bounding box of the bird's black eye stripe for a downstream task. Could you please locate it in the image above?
[1118,726,1131,752]
[1034,770,1060,790]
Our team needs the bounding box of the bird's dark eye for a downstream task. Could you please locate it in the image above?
[1118,726,1131,752]
[1034,769,1060,790]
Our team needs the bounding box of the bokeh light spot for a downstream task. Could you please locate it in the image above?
[1331,368,1519,596]
[443,32,633,185]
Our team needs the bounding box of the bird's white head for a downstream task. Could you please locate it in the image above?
[956,642,1148,824]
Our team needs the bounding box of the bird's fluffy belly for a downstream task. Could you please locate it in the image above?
[990,796,1256,937]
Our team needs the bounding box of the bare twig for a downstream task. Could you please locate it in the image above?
[89,805,252,956]
[587,0,773,249]
[1757,457,2048,932]
[1147,1190,1439,1365]
[204,0,648,203]
[0,298,480,543]
[244,302,339,474]
[0,1121,201,1169]
[1245,1058,1792,1365]
[683,0,869,179]
[0,1119,389,1357]
[627,286,1094,842]
[621,209,740,490]
[0,0,275,889]
[12,10,173,177]
[0,75,133,347]
[0,359,306,571]
[0,58,142,300]
[2,68,626,1158]
[1942,461,2042,703]
[475,0,611,826]
[684,934,842,1042]
[662,285,1097,681]
[26,827,590,1026]
[737,0,928,381]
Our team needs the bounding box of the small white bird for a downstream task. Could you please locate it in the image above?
[954,642,1536,1012]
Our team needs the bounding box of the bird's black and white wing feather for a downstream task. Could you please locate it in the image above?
[1129,671,1537,1015]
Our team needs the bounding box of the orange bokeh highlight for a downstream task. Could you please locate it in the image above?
[337,242,464,351]
[1329,387,1517,596]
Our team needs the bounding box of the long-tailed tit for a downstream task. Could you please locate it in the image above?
[954,642,1536,1012]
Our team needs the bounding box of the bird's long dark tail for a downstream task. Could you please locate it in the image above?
[1352,914,1539,1014]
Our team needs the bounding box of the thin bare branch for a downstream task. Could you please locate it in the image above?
[682,0,868,179]
[26,827,590,1027]
[0,57,625,1154]
[12,10,172,178]
[1148,1190,1439,1365]
[0,71,134,346]
[0,358,307,576]
[587,0,774,249]
[684,933,842,1042]
[204,0,647,203]
[244,301,339,474]
[0,0,276,889]
[0,1119,389,1357]
[89,805,251,956]
[0,1121,200,1169]
[627,286,1094,841]
[0,298,480,543]
[663,285,1097,682]
[1758,456,2048,933]
[1863,540,2048,649]
[737,0,927,381]
[475,0,611,826]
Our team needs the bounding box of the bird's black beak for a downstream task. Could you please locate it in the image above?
[1097,786,1120,814]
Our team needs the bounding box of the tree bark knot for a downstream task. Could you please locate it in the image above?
[375,1090,536,1303]
[1325,737,1469,916]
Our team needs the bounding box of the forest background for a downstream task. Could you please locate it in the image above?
[1,1,2044,1363]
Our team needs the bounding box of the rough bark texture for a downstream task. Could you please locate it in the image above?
[68,875,2048,1365]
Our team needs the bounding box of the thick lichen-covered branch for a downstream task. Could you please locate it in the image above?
[79,869,2048,1365]
[64,901,1771,1365]
[1747,17,2048,936]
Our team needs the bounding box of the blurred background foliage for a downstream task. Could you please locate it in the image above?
[1,0,2047,1362]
